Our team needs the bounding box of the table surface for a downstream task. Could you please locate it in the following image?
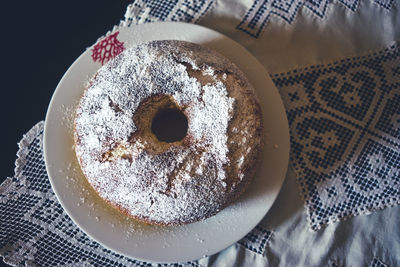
[1,1,127,185]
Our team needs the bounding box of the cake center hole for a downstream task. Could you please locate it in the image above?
[151,108,188,142]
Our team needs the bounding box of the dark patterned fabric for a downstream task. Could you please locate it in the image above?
[125,0,215,26]
[272,43,400,230]
[238,226,272,255]
[237,0,397,38]
[370,257,387,267]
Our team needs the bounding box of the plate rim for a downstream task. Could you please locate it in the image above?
[43,21,290,263]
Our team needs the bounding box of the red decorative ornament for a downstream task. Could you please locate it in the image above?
[91,32,125,65]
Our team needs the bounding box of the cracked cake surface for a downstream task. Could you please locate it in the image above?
[74,40,263,225]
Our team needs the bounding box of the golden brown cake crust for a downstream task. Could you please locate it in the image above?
[74,40,263,225]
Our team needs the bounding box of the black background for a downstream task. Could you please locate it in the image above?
[1,3,128,265]
[1,1,128,187]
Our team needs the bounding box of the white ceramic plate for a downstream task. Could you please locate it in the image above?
[44,22,289,263]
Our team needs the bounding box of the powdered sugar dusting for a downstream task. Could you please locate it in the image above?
[74,41,237,224]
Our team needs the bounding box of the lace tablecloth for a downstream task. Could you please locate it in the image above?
[1,0,400,266]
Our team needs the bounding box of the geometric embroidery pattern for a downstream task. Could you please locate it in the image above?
[272,43,400,230]
[370,257,387,267]
[125,0,215,26]
[238,225,273,255]
[237,0,397,38]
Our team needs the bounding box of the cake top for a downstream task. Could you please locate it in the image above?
[74,40,261,224]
